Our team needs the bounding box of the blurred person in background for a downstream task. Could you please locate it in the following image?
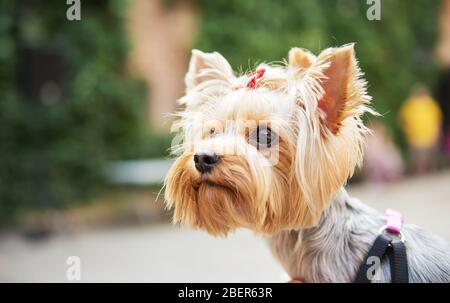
[399,85,443,174]
[364,122,404,183]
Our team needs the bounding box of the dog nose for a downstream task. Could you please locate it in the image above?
[194,153,220,173]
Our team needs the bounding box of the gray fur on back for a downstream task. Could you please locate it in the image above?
[268,188,450,282]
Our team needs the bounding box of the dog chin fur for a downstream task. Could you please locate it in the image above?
[164,44,450,282]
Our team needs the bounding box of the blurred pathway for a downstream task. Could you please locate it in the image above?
[0,226,285,282]
[1,170,450,282]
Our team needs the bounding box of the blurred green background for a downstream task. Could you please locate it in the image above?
[0,0,448,227]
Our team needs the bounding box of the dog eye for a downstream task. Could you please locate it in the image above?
[204,123,221,138]
[249,126,276,149]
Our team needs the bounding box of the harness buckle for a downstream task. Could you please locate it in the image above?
[378,225,405,243]
[379,208,405,243]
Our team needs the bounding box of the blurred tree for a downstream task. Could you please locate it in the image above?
[0,0,170,224]
[194,0,441,145]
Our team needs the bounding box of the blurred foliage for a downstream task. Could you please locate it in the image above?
[194,0,441,145]
[0,0,171,224]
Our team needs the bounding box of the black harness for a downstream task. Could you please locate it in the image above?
[354,228,409,283]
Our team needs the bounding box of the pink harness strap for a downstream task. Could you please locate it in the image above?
[385,209,403,235]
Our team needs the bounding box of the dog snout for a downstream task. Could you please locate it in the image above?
[194,153,220,173]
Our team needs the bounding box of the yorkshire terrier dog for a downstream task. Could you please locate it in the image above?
[164,44,450,282]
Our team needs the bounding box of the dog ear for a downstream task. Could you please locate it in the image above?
[315,44,361,134]
[288,48,315,69]
[185,49,234,92]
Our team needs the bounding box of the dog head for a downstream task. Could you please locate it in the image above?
[164,44,373,236]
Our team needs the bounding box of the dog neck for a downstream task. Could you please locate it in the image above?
[268,187,384,282]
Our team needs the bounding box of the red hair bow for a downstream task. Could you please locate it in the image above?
[246,68,266,89]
